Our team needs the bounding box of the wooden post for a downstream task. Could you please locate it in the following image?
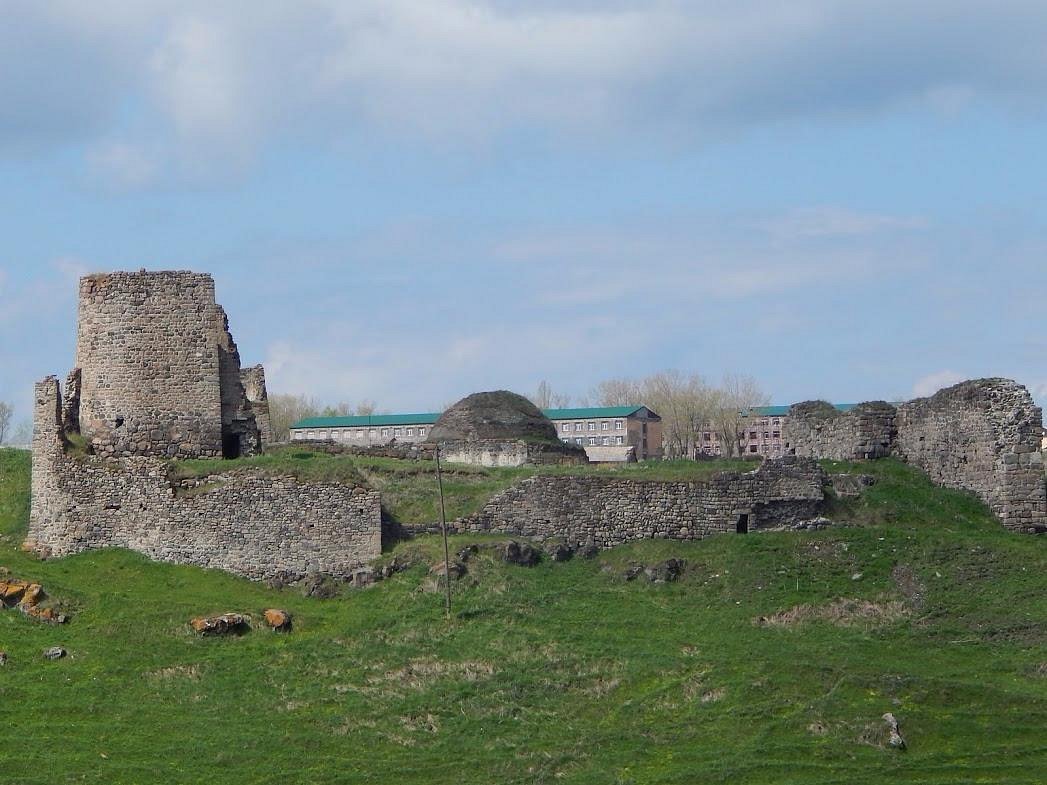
[435,444,452,618]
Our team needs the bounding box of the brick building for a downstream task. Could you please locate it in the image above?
[696,404,856,458]
[291,405,663,462]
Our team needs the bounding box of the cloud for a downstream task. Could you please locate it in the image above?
[3,2,1047,179]
[912,370,965,398]
[86,142,160,189]
[763,207,927,241]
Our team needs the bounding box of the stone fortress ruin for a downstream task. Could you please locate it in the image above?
[785,378,1046,532]
[24,268,1045,581]
[29,270,380,580]
[71,271,269,459]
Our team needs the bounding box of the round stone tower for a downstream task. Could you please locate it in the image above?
[74,270,262,459]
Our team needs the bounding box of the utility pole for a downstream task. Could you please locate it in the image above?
[435,444,452,618]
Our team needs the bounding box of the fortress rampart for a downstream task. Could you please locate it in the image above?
[785,378,1045,531]
[29,377,380,580]
[449,457,826,545]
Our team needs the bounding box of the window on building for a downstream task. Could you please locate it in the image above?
[562,423,571,432]
[749,431,757,439]
[772,431,780,438]
[562,437,570,444]
[588,437,597,445]
[381,428,390,437]
[369,429,377,437]
[614,420,623,430]
[418,427,426,436]
[703,433,711,441]
[601,421,609,430]
[749,445,757,453]
[405,428,414,436]
[602,436,609,445]
[763,431,769,438]
[588,421,596,431]
[575,438,584,445]
[574,422,583,431]
[772,418,780,425]
[614,436,624,445]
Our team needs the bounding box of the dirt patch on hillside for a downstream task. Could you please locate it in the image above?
[891,564,927,609]
[755,597,909,628]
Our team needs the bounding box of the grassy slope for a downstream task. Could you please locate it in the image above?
[1,447,1045,784]
[173,447,756,524]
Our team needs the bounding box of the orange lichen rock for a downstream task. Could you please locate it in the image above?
[190,613,248,635]
[0,579,30,606]
[263,609,292,631]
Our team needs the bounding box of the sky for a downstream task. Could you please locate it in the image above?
[1,1,1046,433]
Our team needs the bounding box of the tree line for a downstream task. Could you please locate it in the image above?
[531,371,769,459]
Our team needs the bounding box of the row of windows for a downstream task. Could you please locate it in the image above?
[559,420,624,433]
[563,436,625,446]
[297,426,428,440]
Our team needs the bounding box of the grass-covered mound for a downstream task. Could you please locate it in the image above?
[173,447,756,524]
[1,447,1045,784]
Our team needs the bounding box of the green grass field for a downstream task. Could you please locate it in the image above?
[1,447,1045,784]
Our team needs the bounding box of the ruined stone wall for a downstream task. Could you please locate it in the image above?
[452,457,825,546]
[72,270,266,459]
[894,379,1045,532]
[30,378,379,580]
[784,379,1045,532]
[785,401,897,461]
[240,365,271,445]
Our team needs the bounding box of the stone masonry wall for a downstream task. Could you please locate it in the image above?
[785,379,1045,532]
[452,457,825,546]
[72,270,265,459]
[785,401,897,461]
[75,271,225,458]
[240,365,272,445]
[894,379,1045,532]
[29,378,380,580]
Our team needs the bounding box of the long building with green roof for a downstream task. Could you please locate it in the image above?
[290,405,664,461]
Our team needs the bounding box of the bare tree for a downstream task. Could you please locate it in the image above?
[267,394,321,442]
[10,419,32,446]
[354,400,378,416]
[531,380,571,409]
[591,377,643,407]
[709,373,770,458]
[590,372,716,459]
[640,371,716,460]
[0,401,12,444]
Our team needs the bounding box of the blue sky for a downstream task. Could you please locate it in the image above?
[1,1,1045,430]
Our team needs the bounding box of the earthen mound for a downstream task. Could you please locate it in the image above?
[426,391,559,443]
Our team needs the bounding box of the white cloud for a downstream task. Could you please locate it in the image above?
[912,370,965,398]
[87,142,160,189]
[4,2,1047,179]
[763,207,926,241]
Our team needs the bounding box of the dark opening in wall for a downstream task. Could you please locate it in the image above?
[222,434,241,459]
[736,513,749,534]
[115,416,124,428]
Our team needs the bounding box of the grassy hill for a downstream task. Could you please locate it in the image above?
[1,447,1045,784]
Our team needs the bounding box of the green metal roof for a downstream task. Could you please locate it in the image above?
[291,405,659,431]
[292,412,440,429]
[541,406,651,420]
